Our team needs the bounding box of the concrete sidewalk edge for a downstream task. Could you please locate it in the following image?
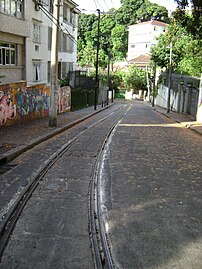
[153,107,202,136]
[0,105,112,166]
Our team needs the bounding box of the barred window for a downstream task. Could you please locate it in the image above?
[33,23,41,43]
[0,43,16,65]
[0,0,23,18]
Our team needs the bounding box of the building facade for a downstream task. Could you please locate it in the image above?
[0,0,29,83]
[0,0,79,85]
[127,20,168,62]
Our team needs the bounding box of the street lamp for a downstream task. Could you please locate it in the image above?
[94,9,100,110]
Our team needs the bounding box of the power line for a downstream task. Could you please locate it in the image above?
[103,0,110,11]
[39,4,78,45]
[110,0,115,9]
[95,0,105,12]
[93,0,98,10]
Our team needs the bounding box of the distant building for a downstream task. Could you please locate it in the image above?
[0,0,79,85]
[127,20,168,65]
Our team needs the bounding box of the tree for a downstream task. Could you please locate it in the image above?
[77,0,169,68]
[150,22,202,77]
[123,65,147,93]
[173,0,202,39]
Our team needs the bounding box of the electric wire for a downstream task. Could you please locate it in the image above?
[39,4,78,45]
[93,0,98,10]
[95,0,105,12]
[110,0,115,9]
[103,0,110,11]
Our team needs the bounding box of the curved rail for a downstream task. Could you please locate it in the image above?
[89,105,131,268]
[0,104,131,267]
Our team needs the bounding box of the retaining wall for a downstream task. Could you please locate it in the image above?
[0,82,71,126]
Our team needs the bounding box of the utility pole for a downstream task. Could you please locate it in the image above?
[152,63,156,107]
[94,9,100,110]
[146,66,150,102]
[167,42,172,113]
[107,39,110,106]
[49,0,60,127]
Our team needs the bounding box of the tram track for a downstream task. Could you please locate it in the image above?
[0,103,131,268]
[89,105,131,268]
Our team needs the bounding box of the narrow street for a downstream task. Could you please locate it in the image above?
[0,101,201,268]
[101,101,202,269]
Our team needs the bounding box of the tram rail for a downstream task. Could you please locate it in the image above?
[0,103,131,268]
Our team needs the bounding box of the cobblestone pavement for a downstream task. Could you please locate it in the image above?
[0,101,201,163]
[0,100,201,268]
[0,104,109,164]
[101,101,202,269]
[0,102,129,268]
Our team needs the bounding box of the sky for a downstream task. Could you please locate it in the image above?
[74,0,178,13]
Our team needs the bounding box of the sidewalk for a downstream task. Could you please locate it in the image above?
[0,104,109,165]
[0,101,201,165]
[145,102,202,136]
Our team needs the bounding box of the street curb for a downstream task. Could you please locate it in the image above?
[0,105,112,166]
[153,108,202,136]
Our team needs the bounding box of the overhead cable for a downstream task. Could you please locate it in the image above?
[39,4,77,45]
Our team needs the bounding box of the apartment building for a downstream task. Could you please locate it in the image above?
[0,0,29,83]
[127,20,168,63]
[0,0,79,85]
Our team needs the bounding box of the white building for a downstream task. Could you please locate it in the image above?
[127,20,168,62]
[0,0,79,85]
[0,0,29,83]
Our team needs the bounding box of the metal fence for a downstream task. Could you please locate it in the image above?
[68,71,96,89]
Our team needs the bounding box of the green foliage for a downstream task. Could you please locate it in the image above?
[177,39,202,76]
[77,41,96,67]
[151,16,202,77]
[59,77,69,87]
[111,25,127,59]
[77,0,169,68]
[173,0,202,39]
[123,65,147,93]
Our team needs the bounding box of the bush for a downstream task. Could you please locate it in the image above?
[123,65,147,93]
[71,88,95,111]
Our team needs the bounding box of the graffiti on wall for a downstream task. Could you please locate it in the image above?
[0,82,71,126]
[0,91,16,125]
[58,86,71,113]
[15,87,50,117]
[0,82,50,126]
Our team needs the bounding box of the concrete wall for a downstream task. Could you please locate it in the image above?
[156,73,200,120]
[0,82,71,126]
[0,81,50,126]
[197,77,202,123]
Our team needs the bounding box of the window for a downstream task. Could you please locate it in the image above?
[0,43,16,65]
[70,9,75,25]
[33,23,41,43]
[0,0,23,18]
[48,27,52,50]
[33,62,41,81]
[63,3,68,21]
[66,35,74,53]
